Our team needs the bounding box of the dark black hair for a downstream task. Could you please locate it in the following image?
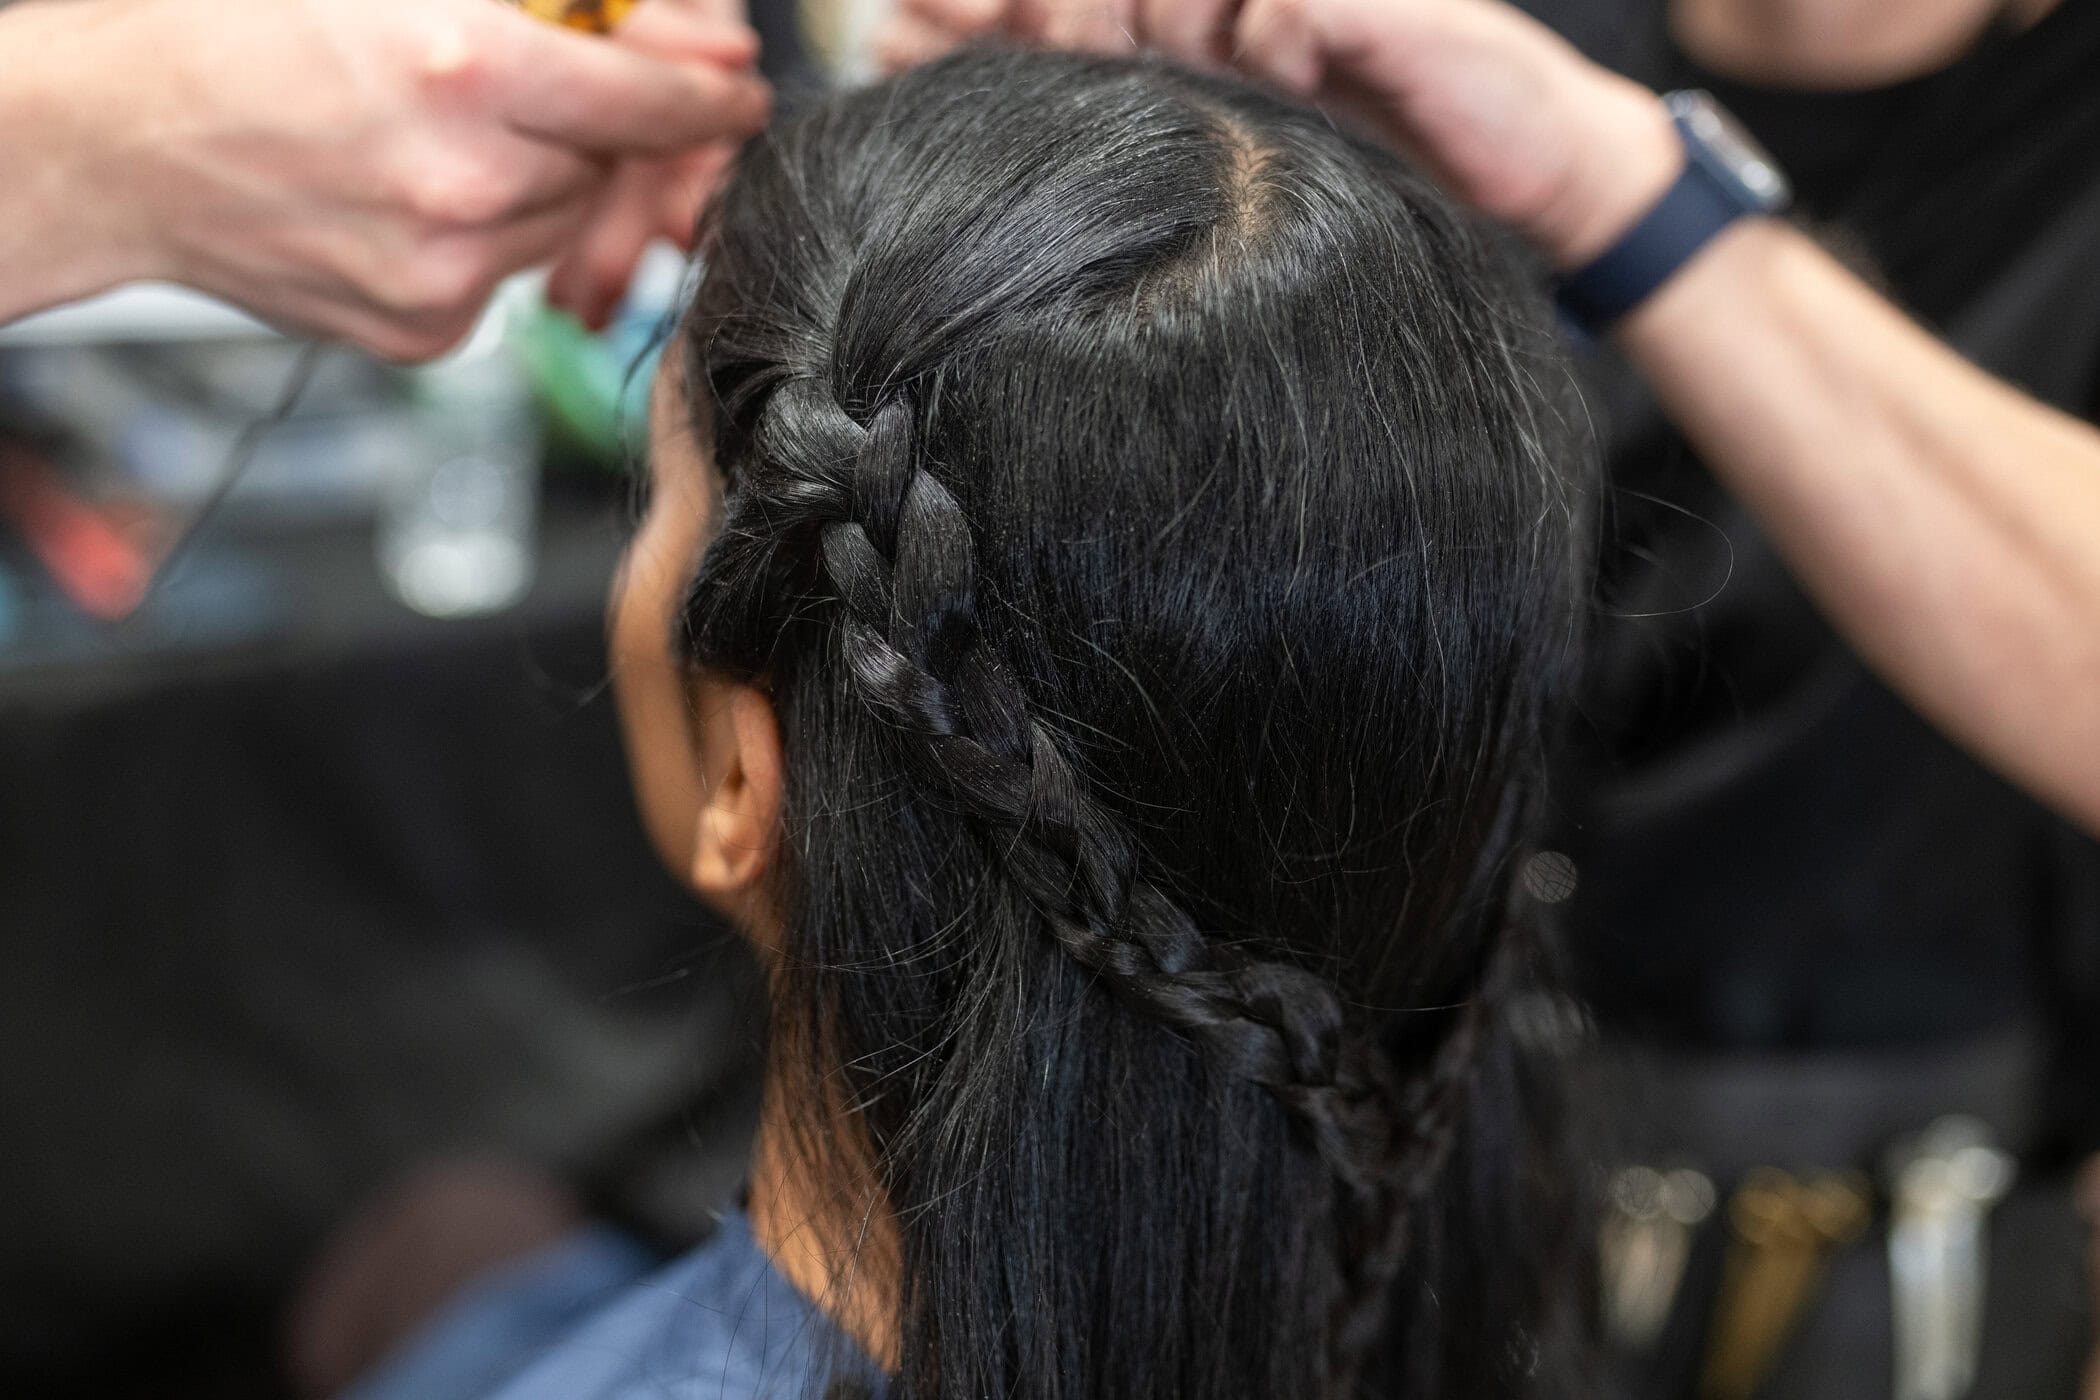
[675,45,1590,1400]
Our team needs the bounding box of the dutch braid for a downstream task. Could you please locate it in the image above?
[673,48,1590,1400]
[725,371,1516,1391]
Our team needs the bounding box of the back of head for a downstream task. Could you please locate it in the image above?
[678,46,1588,1400]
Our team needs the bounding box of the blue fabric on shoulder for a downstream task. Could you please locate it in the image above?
[347,1211,873,1400]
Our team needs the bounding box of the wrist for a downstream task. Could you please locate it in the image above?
[1616,214,1794,345]
[0,1,168,317]
[1533,79,1683,271]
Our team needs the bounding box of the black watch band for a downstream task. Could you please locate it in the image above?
[1556,90,1790,340]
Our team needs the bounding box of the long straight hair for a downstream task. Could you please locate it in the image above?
[675,47,1590,1399]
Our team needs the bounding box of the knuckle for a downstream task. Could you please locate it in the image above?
[393,313,474,363]
[871,29,921,72]
[398,155,524,229]
[410,16,492,99]
[365,323,446,365]
[420,251,492,315]
[379,242,492,322]
[585,243,636,292]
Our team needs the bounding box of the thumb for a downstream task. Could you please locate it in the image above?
[1233,0,1323,96]
[485,6,770,154]
[613,0,762,64]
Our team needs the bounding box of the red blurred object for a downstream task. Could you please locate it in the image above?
[0,441,153,619]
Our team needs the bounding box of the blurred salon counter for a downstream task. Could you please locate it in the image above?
[0,491,762,1397]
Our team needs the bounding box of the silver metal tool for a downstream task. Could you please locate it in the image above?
[1886,1116,2014,1400]
[1602,1164,1716,1351]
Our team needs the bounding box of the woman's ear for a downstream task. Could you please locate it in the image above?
[688,676,785,919]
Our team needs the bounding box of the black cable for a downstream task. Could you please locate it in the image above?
[135,339,327,610]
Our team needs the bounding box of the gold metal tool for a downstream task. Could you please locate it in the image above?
[509,0,639,34]
[1698,1168,1872,1400]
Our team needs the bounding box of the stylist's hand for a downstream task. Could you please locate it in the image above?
[879,0,1678,269]
[22,0,768,360]
[545,0,755,331]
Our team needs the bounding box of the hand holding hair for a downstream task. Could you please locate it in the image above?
[873,0,2100,834]
[878,0,1681,268]
[541,0,756,332]
[0,0,771,359]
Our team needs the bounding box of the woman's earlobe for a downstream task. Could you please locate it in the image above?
[689,683,785,903]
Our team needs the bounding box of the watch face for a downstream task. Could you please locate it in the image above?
[1666,90,1792,210]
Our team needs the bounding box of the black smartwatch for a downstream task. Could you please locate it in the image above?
[1555,90,1790,340]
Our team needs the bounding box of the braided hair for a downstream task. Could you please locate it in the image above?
[676,47,1590,1400]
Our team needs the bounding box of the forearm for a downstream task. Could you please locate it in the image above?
[1619,218,2100,833]
[1057,0,2100,826]
[0,1,160,322]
